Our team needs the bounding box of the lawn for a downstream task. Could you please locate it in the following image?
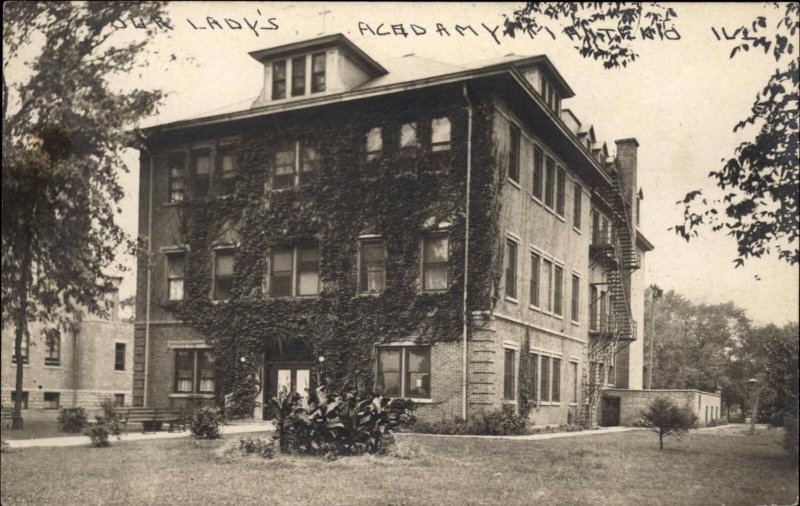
[1,425,797,505]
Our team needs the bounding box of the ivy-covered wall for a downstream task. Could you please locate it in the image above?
[139,85,505,414]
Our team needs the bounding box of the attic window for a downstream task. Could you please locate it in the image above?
[291,56,306,96]
[541,77,561,114]
[272,60,287,100]
[311,53,326,93]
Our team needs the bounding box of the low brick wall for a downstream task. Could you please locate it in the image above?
[602,389,721,427]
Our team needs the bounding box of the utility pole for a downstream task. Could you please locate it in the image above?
[647,284,663,390]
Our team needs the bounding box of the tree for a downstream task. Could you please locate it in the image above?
[504,2,799,267]
[2,2,172,428]
[642,396,698,450]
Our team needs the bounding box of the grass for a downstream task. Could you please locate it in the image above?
[2,425,797,505]
[1,419,74,440]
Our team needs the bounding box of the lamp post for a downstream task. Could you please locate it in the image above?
[316,356,325,388]
[748,377,760,435]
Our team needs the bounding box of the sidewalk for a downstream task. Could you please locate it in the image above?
[6,421,275,449]
[398,425,640,441]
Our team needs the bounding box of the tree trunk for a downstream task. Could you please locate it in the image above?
[659,430,664,450]
[11,239,32,430]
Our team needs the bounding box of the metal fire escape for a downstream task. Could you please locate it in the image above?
[580,170,640,428]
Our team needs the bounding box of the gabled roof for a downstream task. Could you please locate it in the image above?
[248,33,388,77]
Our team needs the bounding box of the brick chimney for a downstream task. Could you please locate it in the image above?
[615,138,639,227]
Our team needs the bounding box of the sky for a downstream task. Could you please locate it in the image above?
[105,2,797,325]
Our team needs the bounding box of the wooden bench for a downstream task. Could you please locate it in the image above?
[112,407,186,434]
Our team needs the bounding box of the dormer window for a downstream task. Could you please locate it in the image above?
[311,53,326,93]
[541,76,561,114]
[272,60,287,100]
[291,56,306,97]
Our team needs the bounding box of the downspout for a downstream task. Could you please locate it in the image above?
[143,151,154,406]
[72,320,79,407]
[461,83,473,420]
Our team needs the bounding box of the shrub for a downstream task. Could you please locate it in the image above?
[190,406,224,439]
[783,412,798,461]
[467,405,527,435]
[409,418,467,435]
[388,398,417,428]
[84,415,121,448]
[1,439,9,453]
[57,407,88,433]
[238,437,275,459]
[641,397,698,449]
[267,387,300,452]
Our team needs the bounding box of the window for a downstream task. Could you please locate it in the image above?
[377,347,430,399]
[399,122,418,170]
[359,239,385,294]
[271,141,317,189]
[541,258,552,312]
[115,343,126,371]
[592,211,600,244]
[529,353,539,401]
[571,361,579,403]
[12,332,29,364]
[299,145,318,184]
[167,252,186,301]
[168,153,186,203]
[504,348,516,401]
[269,244,320,297]
[174,349,216,394]
[272,142,295,190]
[529,252,540,307]
[532,146,543,200]
[272,60,287,99]
[600,290,608,329]
[600,217,609,245]
[44,392,60,410]
[505,239,518,299]
[45,333,60,366]
[552,358,561,403]
[508,124,520,183]
[192,149,212,197]
[431,117,451,152]
[291,55,306,96]
[422,235,449,291]
[311,52,326,93]
[114,394,125,407]
[556,168,566,216]
[365,127,383,162]
[11,391,28,409]
[573,183,582,229]
[218,147,236,195]
[213,248,235,301]
[571,274,580,323]
[554,265,563,316]
[607,364,615,386]
[590,285,599,330]
[544,157,555,208]
[540,356,550,402]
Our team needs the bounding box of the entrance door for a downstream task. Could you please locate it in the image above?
[263,362,314,419]
[601,396,621,426]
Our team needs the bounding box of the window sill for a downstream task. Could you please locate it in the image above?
[169,393,215,399]
[266,294,322,300]
[555,213,566,223]
[168,298,184,303]
[9,363,30,368]
[507,178,522,190]
[550,402,562,407]
[505,296,519,304]
[356,292,384,297]
[572,226,582,235]
[532,195,544,206]
[114,370,127,374]
[504,400,518,405]
[43,365,63,370]
[571,320,580,326]
[569,402,579,407]
[553,314,564,320]
[529,304,541,312]
[162,201,183,208]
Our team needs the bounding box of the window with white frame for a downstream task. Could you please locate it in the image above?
[269,244,320,297]
[213,248,236,301]
[532,146,544,200]
[377,346,430,399]
[174,349,216,394]
[272,60,287,99]
[421,234,449,291]
[529,251,541,307]
[431,117,451,152]
[399,122,419,162]
[168,152,186,203]
[359,238,385,294]
[291,55,306,97]
[270,141,317,189]
[541,258,553,312]
[12,332,29,364]
[166,251,186,301]
[571,274,581,323]
[554,264,564,316]
[508,124,520,184]
[365,127,383,162]
[45,333,60,366]
[505,239,518,300]
[573,182,582,229]
[504,348,516,401]
[544,157,555,208]
[556,168,566,217]
[44,392,60,410]
[311,52,326,93]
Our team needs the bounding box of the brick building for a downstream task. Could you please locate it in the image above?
[134,34,653,425]
[1,279,134,412]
